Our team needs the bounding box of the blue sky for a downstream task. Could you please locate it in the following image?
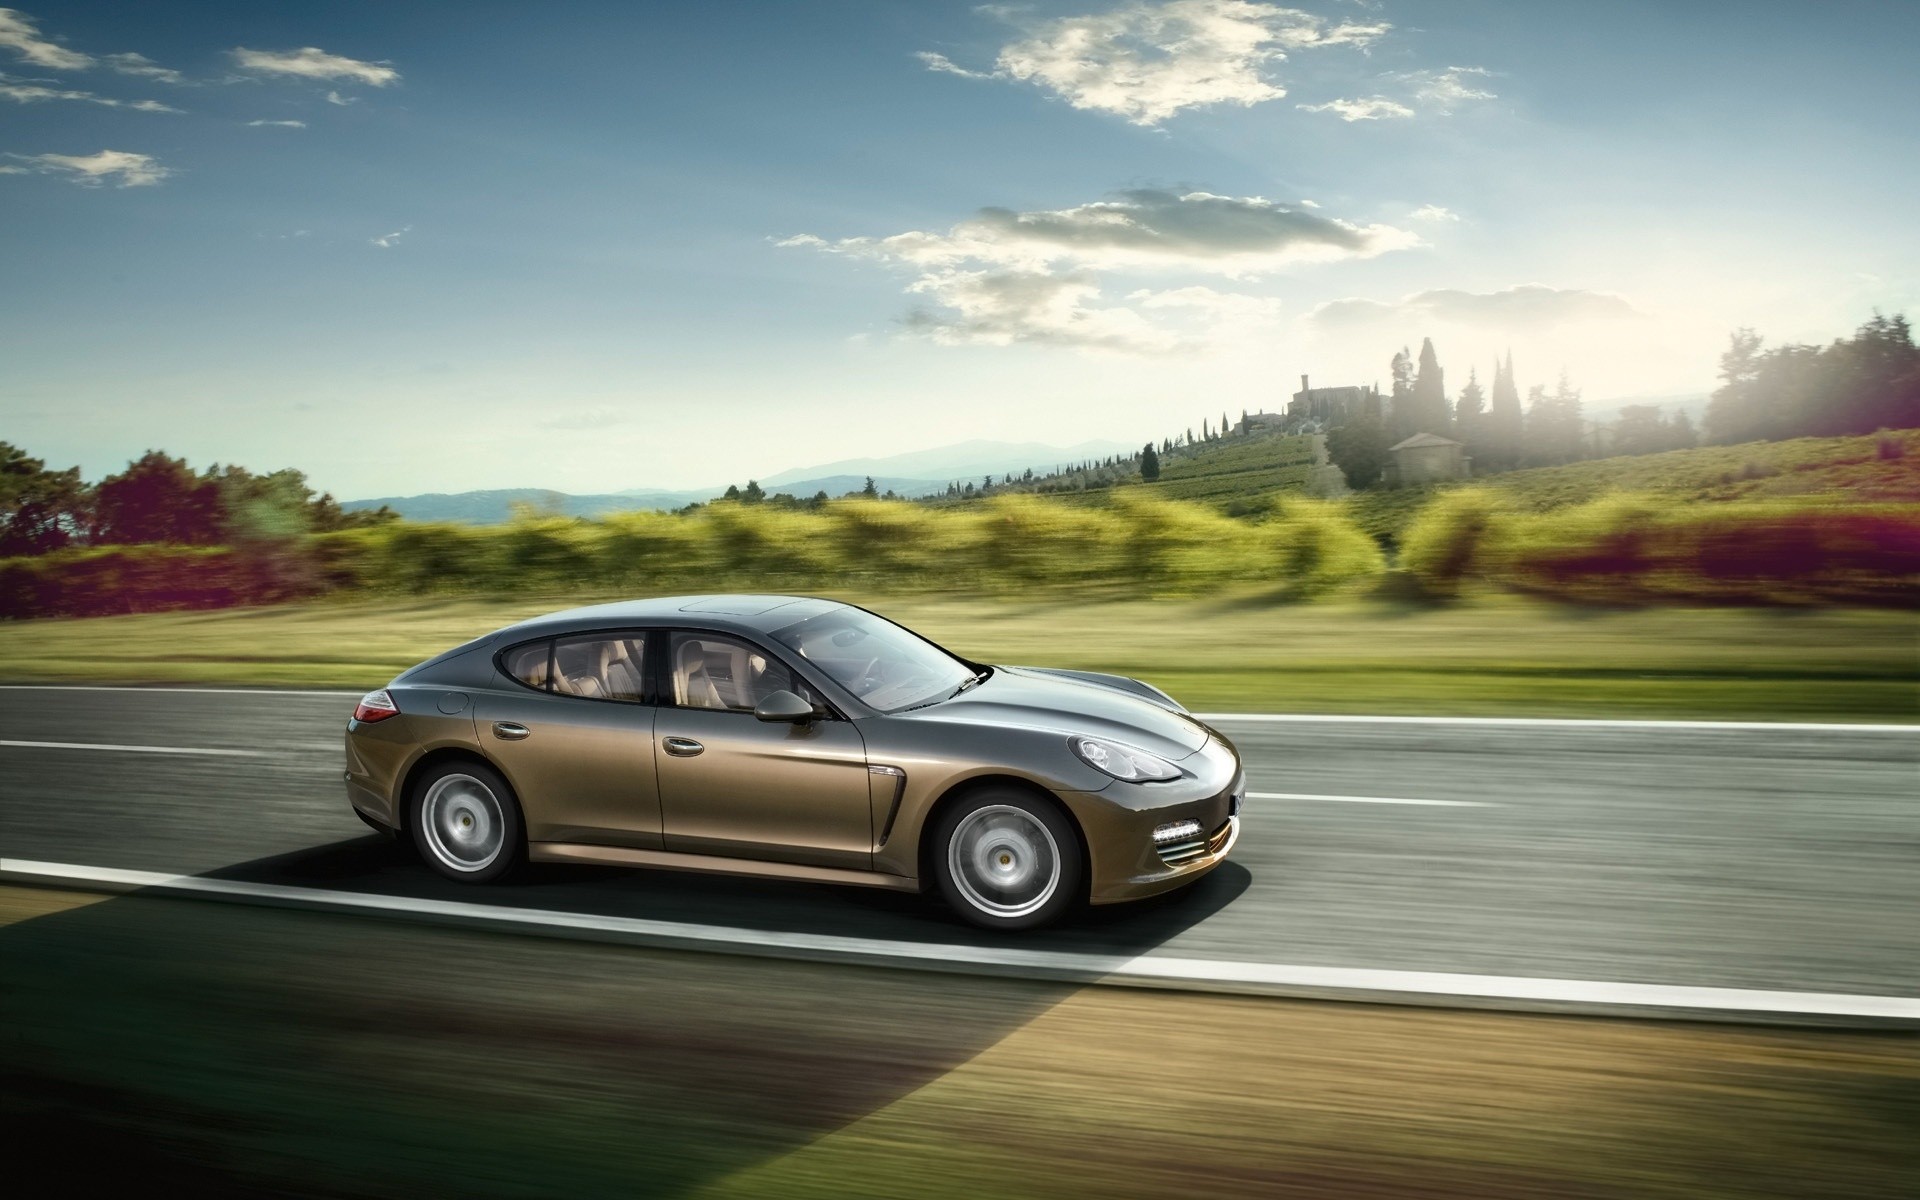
[3,1,1916,497]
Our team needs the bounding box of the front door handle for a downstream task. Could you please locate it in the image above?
[491,722,530,741]
[663,736,704,757]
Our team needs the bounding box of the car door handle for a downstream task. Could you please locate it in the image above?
[663,736,704,757]
[491,722,531,741]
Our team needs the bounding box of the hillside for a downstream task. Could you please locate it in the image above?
[921,430,1323,509]
[1345,428,1920,541]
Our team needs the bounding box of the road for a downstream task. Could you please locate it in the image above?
[4,687,1917,1196]
[3,686,1915,1008]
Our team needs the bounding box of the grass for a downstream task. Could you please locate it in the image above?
[1,588,1913,721]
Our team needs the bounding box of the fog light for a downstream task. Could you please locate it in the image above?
[1152,820,1202,843]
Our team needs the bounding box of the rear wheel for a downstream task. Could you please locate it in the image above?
[932,789,1083,931]
[410,761,522,884]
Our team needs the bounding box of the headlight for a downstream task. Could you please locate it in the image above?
[1070,735,1181,782]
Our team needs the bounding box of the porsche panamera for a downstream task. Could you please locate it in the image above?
[344,595,1242,930]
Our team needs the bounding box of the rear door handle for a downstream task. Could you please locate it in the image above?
[492,722,530,741]
[663,736,704,757]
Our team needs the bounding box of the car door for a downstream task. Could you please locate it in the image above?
[473,632,663,849]
[654,630,872,871]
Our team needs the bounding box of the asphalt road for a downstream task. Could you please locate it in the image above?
[1,687,1916,999]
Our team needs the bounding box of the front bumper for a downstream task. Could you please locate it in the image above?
[1062,734,1246,904]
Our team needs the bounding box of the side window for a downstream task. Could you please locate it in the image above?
[552,634,649,703]
[669,632,816,713]
[503,640,551,691]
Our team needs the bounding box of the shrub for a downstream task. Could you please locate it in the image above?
[1396,488,1507,598]
[1259,496,1386,597]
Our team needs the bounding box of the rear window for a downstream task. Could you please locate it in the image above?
[502,641,551,690]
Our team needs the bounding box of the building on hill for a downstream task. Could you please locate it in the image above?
[1235,410,1291,435]
[1287,375,1381,428]
[1382,432,1469,488]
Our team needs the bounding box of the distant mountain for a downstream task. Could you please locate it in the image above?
[343,438,1137,523]
[756,438,1139,490]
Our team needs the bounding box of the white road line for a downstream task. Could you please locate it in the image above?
[1197,713,1917,734]
[3,857,1913,1022]
[0,739,267,758]
[1251,791,1490,807]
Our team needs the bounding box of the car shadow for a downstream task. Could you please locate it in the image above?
[195,831,1253,956]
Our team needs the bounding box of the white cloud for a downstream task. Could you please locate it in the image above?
[1296,95,1412,121]
[914,51,994,80]
[104,51,182,83]
[0,74,181,111]
[1410,204,1458,222]
[247,118,306,128]
[371,225,410,248]
[0,8,91,70]
[925,0,1390,126]
[231,46,399,87]
[787,188,1400,352]
[1396,66,1495,112]
[7,148,171,187]
[325,89,355,106]
[1308,285,1641,333]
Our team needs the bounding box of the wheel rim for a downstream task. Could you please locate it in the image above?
[948,805,1060,918]
[421,773,506,873]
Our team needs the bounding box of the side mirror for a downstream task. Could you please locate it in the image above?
[753,690,818,723]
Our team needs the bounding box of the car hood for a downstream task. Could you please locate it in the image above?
[895,665,1210,759]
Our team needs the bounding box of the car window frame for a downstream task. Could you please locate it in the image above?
[494,629,659,707]
[656,627,848,721]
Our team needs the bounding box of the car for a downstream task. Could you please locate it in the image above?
[343,595,1242,930]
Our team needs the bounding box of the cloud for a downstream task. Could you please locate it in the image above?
[231,46,399,87]
[787,188,1416,276]
[325,89,355,106]
[1409,204,1457,221]
[924,0,1390,126]
[1296,95,1412,121]
[247,118,306,128]
[1308,285,1641,333]
[786,188,1393,352]
[0,8,91,70]
[0,74,175,111]
[1395,66,1495,111]
[371,225,410,248]
[6,148,171,186]
[103,51,182,83]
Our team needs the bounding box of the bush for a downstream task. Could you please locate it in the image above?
[1259,496,1386,597]
[1396,489,1506,598]
[0,544,320,618]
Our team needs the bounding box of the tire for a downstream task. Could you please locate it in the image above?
[409,760,523,884]
[932,788,1084,931]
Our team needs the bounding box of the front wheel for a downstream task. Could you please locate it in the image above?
[410,761,523,884]
[932,789,1083,931]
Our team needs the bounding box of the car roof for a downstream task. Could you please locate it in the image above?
[492,595,849,641]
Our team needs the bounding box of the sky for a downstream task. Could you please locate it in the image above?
[3,0,1916,498]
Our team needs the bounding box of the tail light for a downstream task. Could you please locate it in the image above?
[353,689,400,723]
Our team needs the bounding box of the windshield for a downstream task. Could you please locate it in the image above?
[770,608,975,713]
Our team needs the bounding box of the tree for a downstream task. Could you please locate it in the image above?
[0,442,88,555]
[1669,410,1699,450]
[1325,414,1391,489]
[742,480,765,504]
[1411,336,1449,433]
[1522,372,1586,466]
[93,451,223,544]
[1481,352,1524,473]
[1609,404,1670,458]
[1454,367,1486,461]
[862,476,879,499]
[1140,442,1161,482]
[722,484,741,501]
[1704,314,1920,443]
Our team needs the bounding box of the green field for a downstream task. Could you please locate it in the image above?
[1,590,1912,721]
[1349,428,1920,542]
